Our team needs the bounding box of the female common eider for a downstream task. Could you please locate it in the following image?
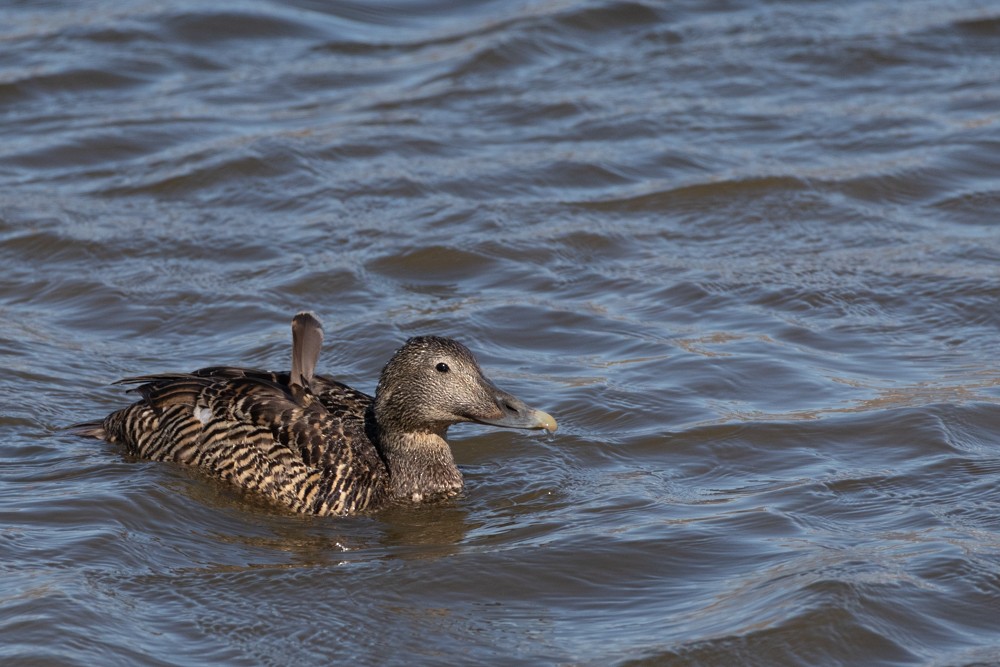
[75,312,557,515]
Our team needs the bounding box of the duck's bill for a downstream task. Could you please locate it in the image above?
[472,389,558,433]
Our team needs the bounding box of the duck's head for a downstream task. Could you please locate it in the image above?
[374,336,557,437]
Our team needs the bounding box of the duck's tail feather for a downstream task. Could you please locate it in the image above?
[67,420,107,439]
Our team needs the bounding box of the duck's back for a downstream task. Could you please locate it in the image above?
[93,367,390,515]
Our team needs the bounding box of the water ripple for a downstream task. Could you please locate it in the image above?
[1,0,999,664]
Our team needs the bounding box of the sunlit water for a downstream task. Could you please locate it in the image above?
[2,1,999,665]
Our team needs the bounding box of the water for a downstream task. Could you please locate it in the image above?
[2,0,999,664]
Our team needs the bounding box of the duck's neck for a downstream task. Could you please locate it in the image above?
[378,430,464,503]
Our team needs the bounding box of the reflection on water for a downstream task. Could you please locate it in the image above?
[2,0,1000,664]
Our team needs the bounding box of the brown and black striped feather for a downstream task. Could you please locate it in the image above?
[101,368,390,515]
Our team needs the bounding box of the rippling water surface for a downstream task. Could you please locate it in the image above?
[2,1,1000,664]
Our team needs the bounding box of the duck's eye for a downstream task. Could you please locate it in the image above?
[435,362,450,373]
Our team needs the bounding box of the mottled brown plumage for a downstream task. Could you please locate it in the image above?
[74,312,557,516]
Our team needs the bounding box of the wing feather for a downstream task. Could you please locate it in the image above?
[99,369,387,515]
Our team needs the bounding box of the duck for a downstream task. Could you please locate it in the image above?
[74,312,557,515]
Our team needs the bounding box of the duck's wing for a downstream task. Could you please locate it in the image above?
[116,366,283,386]
[123,367,377,453]
[311,374,375,425]
[102,371,388,515]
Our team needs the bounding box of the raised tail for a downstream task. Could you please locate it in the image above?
[290,311,324,390]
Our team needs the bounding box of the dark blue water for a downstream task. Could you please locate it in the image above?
[2,1,999,664]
